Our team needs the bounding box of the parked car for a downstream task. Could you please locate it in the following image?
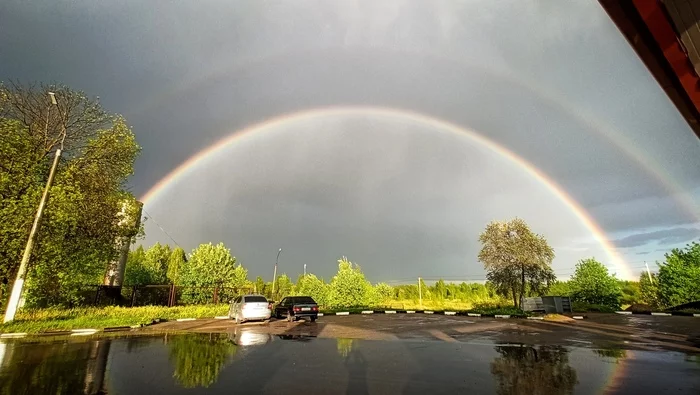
[229,294,272,324]
[274,296,319,322]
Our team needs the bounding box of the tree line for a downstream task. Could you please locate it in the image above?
[0,82,140,308]
[1,82,697,312]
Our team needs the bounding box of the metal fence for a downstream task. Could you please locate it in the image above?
[90,285,254,307]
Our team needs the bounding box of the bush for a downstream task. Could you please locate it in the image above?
[571,302,617,313]
[569,259,621,309]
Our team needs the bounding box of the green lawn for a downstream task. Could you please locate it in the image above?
[0,305,229,334]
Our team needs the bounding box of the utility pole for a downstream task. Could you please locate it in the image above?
[418,277,422,309]
[271,248,282,300]
[645,262,654,283]
[4,92,60,324]
[304,264,307,276]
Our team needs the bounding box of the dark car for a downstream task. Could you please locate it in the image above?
[274,296,319,322]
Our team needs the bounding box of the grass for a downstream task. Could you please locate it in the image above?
[0,304,229,334]
[1,300,529,334]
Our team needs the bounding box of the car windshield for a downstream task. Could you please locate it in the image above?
[293,297,316,304]
[244,296,267,303]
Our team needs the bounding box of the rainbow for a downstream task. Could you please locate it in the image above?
[140,106,632,278]
[130,47,699,221]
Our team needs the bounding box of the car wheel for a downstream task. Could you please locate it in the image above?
[287,312,294,322]
[310,316,316,322]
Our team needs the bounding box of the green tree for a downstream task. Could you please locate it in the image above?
[546,281,571,296]
[568,258,621,309]
[295,274,328,306]
[254,276,267,295]
[618,280,641,306]
[274,274,293,301]
[657,242,700,308]
[1,83,140,306]
[144,242,171,284]
[124,246,151,286]
[374,282,394,302]
[179,243,248,304]
[326,257,375,308]
[478,218,556,308]
[639,271,661,308]
[433,279,447,300]
[167,247,187,285]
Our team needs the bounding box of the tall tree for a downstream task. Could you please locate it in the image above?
[295,274,328,306]
[0,82,140,306]
[478,218,555,308]
[167,247,187,285]
[657,242,700,308]
[179,243,247,304]
[144,243,171,284]
[326,257,376,308]
[639,271,661,308]
[568,258,621,309]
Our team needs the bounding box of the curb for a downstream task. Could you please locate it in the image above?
[384,310,397,314]
[572,316,585,320]
[615,311,632,315]
[526,316,544,320]
[176,318,196,322]
[467,313,482,317]
[445,311,457,316]
[214,316,229,320]
[651,312,671,316]
[361,311,374,314]
[335,312,350,316]
[495,315,511,319]
[424,311,434,314]
[406,310,416,314]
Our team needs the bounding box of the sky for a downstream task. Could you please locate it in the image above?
[1,0,699,282]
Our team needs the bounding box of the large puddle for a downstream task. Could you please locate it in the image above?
[0,331,698,394]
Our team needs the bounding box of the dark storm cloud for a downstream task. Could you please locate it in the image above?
[613,227,700,249]
[2,0,699,279]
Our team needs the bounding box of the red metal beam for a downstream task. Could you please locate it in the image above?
[632,0,700,113]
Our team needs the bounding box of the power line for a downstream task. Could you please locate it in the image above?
[142,208,181,248]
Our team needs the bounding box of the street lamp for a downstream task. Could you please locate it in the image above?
[271,248,282,300]
[4,92,61,323]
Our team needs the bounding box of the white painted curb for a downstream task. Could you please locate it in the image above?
[526,316,544,320]
[71,329,99,333]
[694,314,700,317]
[361,310,374,314]
[384,310,396,314]
[651,312,671,316]
[615,311,632,315]
[573,316,584,320]
[318,313,324,317]
[445,311,456,316]
[176,318,197,322]
[495,315,511,319]
[406,310,416,314]
[130,325,142,329]
[467,313,481,317]
[1,333,27,338]
[424,311,434,314]
[335,312,349,316]
[214,316,229,320]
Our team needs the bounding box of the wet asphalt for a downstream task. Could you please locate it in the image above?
[1,314,699,394]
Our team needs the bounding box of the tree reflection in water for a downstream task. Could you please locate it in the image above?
[490,345,577,395]
[593,348,627,362]
[0,339,110,395]
[337,338,354,358]
[167,333,237,388]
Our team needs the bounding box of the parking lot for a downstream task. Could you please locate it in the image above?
[148,313,700,353]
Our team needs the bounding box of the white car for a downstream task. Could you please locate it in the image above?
[229,294,271,324]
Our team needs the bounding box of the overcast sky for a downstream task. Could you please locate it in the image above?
[2,0,699,282]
